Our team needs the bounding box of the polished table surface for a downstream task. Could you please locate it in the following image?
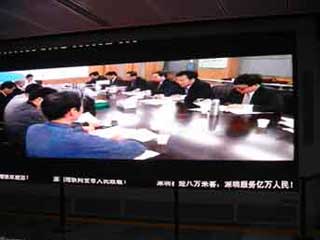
[94,91,294,161]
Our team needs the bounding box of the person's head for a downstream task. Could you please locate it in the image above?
[41,91,82,123]
[88,71,100,80]
[175,71,198,88]
[26,74,33,82]
[0,81,16,95]
[151,71,165,82]
[25,83,42,95]
[28,87,57,109]
[105,71,118,80]
[165,72,176,82]
[233,74,262,94]
[125,71,138,81]
[14,80,25,89]
[34,80,43,85]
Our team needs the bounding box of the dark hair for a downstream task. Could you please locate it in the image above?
[152,71,165,77]
[28,87,57,101]
[106,71,117,76]
[126,71,138,77]
[41,91,81,121]
[25,83,42,94]
[89,71,99,77]
[176,71,198,80]
[26,74,33,78]
[233,74,263,86]
[0,81,16,90]
[164,71,175,77]
[35,80,43,85]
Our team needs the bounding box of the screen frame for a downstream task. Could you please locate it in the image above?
[0,14,304,189]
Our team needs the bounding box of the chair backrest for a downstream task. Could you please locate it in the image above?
[280,91,295,116]
[264,87,294,116]
[211,84,234,102]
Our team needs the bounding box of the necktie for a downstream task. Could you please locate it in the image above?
[242,93,251,104]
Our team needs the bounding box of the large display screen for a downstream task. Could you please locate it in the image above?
[0,55,294,164]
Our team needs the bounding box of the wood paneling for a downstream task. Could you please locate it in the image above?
[198,58,239,80]
[144,62,164,80]
[43,62,165,84]
[42,77,87,85]
[88,66,105,75]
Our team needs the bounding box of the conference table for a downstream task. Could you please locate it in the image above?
[91,87,294,161]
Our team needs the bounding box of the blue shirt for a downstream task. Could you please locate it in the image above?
[26,122,146,159]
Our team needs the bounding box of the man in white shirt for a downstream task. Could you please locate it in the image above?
[225,74,282,112]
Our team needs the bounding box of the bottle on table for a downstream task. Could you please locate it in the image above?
[208,99,220,131]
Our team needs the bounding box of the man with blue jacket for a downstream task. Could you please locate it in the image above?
[26,91,146,159]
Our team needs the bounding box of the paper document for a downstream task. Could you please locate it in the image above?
[116,96,140,109]
[96,80,110,85]
[139,99,168,106]
[221,104,272,115]
[279,117,294,129]
[83,87,98,98]
[281,127,294,134]
[157,134,171,145]
[134,150,160,160]
[122,89,142,96]
[91,127,158,142]
[167,94,186,101]
[193,99,212,113]
[76,112,101,125]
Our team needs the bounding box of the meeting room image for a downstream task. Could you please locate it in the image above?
[0,55,294,161]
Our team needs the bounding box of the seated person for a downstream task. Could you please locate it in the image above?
[5,83,43,123]
[158,71,185,96]
[4,87,57,152]
[105,71,129,86]
[225,74,283,112]
[125,71,149,91]
[175,71,212,108]
[86,71,104,85]
[26,91,146,159]
[0,81,17,121]
[148,71,165,93]
[24,74,35,87]
[34,80,43,86]
[150,71,185,96]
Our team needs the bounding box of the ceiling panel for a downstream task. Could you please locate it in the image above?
[0,0,319,41]
[149,0,224,21]
[222,0,288,17]
[0,8,52,39]
[72,0,164,27]
[0,0,102,39]
[289,0,320,12]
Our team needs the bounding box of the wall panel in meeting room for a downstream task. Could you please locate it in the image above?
[88,62,163,80]
[198,58,240,80]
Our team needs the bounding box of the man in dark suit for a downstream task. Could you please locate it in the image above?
[0,81,16,121]
[225,74,283,112]
[86,71,105,85]
[151,71,185,96]
[105,71,129,87]
[175,71,212,108]
[125,71,149,91]
[4,87,57,154]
